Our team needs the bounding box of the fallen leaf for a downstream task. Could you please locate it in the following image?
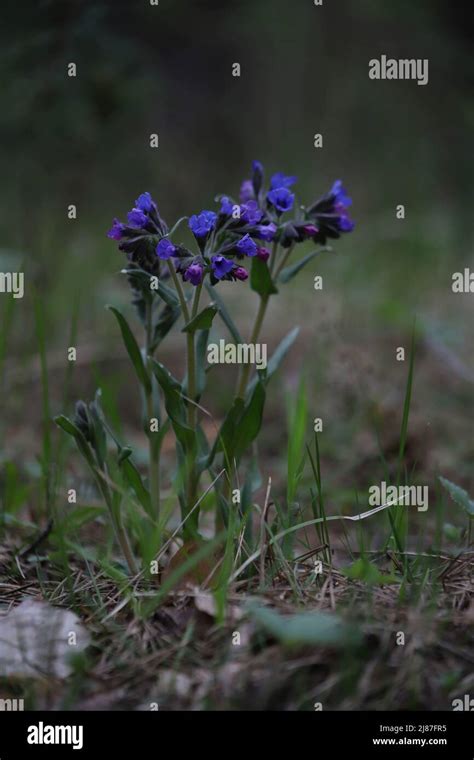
[0,599,90,679]
[248,604,363,649]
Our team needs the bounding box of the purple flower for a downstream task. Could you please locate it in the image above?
[338,214,355,232]
[211,255,234,279]
[135,192,155,212]
[256,246,270,262]
[267,187,294,213]
[220,196,234,215]
[156,238,176,260]
[236,234,258,257]
[239,179,254,203]
[303,224,319,236]
[189,210,217,238]
[233,266,248,281]
[270,172,297,190]
[184,262,204,286]
[107,218,126,240]
[241,200,263,225]
[127,208,148,228]
[252,160,264,195]
[255,222,277,241]
[330,180,352,208]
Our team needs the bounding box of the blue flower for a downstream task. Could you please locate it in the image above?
[240,200,263,225]
[220,196,234,215]
[189,210,218,238]
[267,187,294,213]
[211,255,234,279]
[330,180,352,208]
[127,208,148,228]
[338,214,355,232]
[107,218,126,240]
[135,192,155,212]
[239,179,254,203]
[270,172,297,190]
[255,222,277,241]
[306,179,355,242]
[236,234,258,257]
[184,262,204,286]
[156,238,176,260]
[252,160,264,195]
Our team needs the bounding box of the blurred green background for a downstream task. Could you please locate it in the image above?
[0,0,473,496]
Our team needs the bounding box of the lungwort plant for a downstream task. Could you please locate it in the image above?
[55,162,354,575]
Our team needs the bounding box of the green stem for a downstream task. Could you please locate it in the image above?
[167,259,190,322]
[95,466,138,575]
[184,285,202,533]
[236,293,270,399]
[145,298,161,525]
[269,240,278,276]
[274,243,295,280]
[236,241,282,399]
[192,282,203,318]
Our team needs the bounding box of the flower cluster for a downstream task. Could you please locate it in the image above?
[107,162,354,288]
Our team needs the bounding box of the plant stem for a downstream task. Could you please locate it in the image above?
[167,260,190,322]
[269,240,278,276]
[145,298,161,524]
[95,467,138,575]
[236,293,270,399]
[184,285,202,532]
[236,241,281,400]
[192,282,202,318]
[274,243,296,279]
[186,331,197,429]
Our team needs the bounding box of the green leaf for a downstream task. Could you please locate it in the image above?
[287,378,307,505]
[120,267,154,289]
[195,329,210,398]
[250,257,278,297]
[54,414,84,440]
[156,280,180,309]
[208,381,266,467]
[182,304,218,333]
[150,303,181,350]
[150,360,195,451]
[120,458,152,516]
[248,605,363,649]
[208,397,245,466]
[205,283,243,343]
[342,557,401,586]
[233,381,266,461]
[54,415,95,465]
[89,400,107,467]
[247,327,299,395]
[278,248,330,283]
[107,306,151,394]
[439,476,474,517]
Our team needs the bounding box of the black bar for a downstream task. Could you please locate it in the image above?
[0,711,471,757]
